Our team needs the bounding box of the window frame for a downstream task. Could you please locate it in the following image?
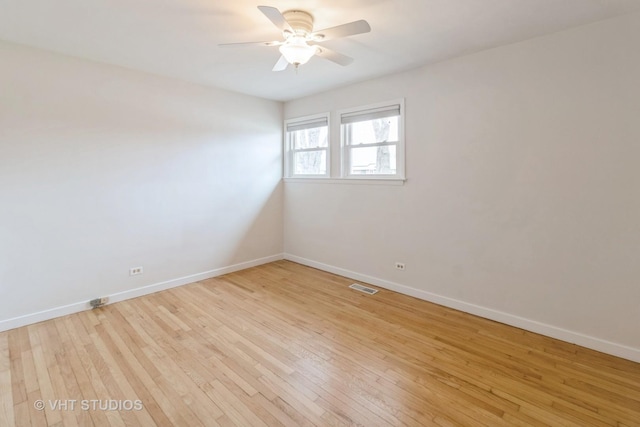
[339,99,405,180]
[284,113,331,178]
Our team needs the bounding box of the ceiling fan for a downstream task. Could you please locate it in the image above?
[219,5,371,71]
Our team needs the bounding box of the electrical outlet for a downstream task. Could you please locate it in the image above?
[395,262,405,270]
[129,266,144,276]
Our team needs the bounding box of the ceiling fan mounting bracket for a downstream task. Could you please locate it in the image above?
[282,10,314,36]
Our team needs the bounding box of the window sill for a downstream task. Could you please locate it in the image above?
[283,177,406,186]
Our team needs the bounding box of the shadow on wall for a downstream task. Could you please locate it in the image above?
[227,177,284,267]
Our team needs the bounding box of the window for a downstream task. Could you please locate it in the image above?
[340,100,404,179]
[284,114,329,177]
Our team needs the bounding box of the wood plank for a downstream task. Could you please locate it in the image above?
[0,333,15,427]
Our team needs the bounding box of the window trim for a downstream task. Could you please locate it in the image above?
[284,112,331,178]
[338,99,405,180]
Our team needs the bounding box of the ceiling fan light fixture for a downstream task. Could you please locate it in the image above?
[279,36,317,67]
[220,6,370,72]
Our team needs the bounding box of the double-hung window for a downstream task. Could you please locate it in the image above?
[340,100,404,179]
[284,114,329,177]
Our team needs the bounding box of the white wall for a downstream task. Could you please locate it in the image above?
[284,13,640,361]
[0,41,283,327]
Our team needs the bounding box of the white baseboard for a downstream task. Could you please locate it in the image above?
[283,253,640,363]
[0,254,284,333]
[5,252,638,363]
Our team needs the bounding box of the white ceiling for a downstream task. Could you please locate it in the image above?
[1,0,639,101]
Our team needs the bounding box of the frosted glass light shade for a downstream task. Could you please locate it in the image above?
[279,37,316,66]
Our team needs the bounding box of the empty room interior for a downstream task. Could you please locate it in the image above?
[1,1,640,426]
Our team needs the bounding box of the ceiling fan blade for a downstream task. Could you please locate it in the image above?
[272,55,289,72]
[258,6,293,33]
[218,41,281,47]
[311,20,371,41]
[314,46,354,66]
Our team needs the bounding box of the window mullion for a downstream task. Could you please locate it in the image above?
[292,147,328,153]
[347,141,398,148]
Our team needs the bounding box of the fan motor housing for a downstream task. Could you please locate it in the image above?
[282,10,314,35]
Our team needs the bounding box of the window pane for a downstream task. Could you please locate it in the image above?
[294,150,327,175]
[292,126,328,149]
[349,145,396,175]
[345,116,399,146]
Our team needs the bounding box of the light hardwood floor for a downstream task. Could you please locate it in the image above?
[1,260,639,426]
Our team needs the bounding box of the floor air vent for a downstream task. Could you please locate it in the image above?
[349,283,379,295]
